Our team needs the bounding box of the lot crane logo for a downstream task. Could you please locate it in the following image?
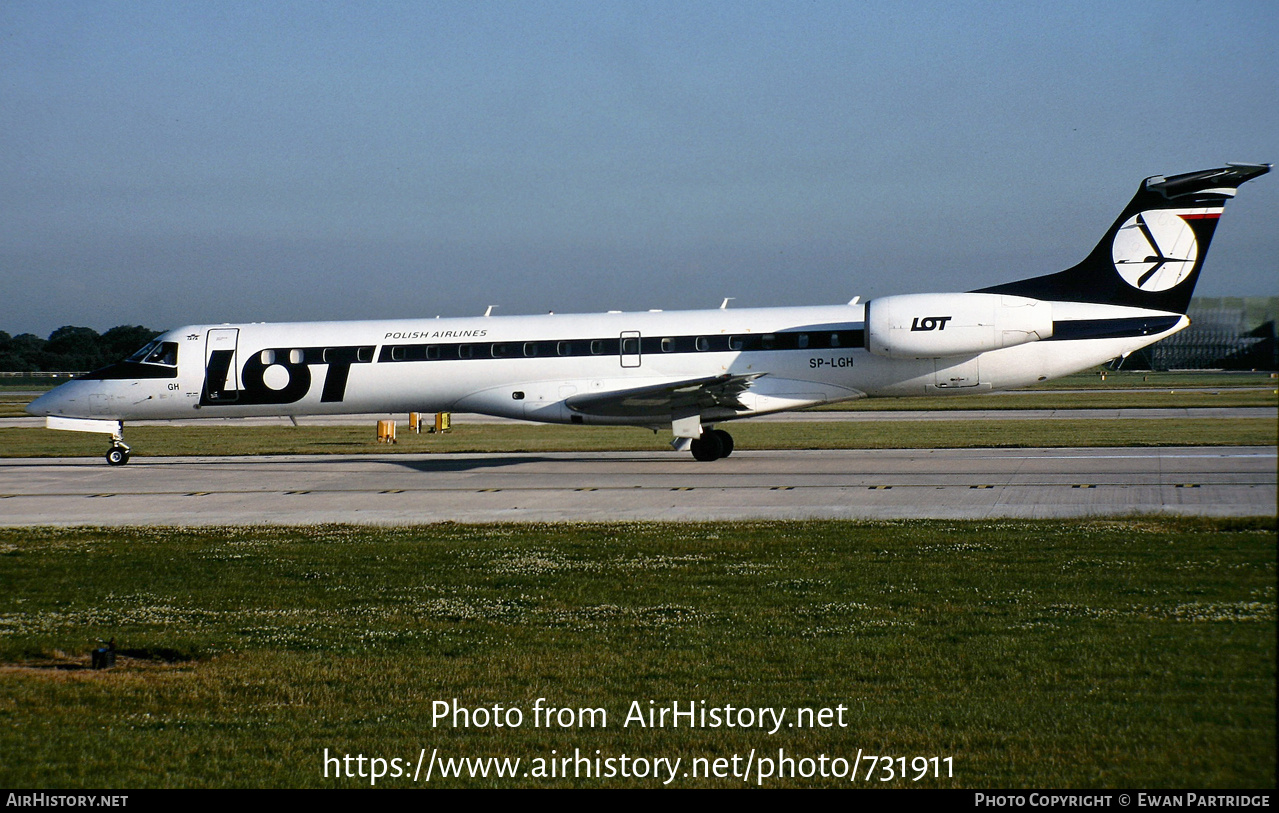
[1111,210,1199,291]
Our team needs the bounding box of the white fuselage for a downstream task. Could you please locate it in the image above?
[28,299,1186,427]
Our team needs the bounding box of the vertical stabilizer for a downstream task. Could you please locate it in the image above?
[976,163,1270,314]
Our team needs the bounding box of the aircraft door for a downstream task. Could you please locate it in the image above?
[203,328,241,402]
[620,331,641,368]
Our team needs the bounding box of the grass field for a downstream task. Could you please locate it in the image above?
[1017,370,1277,390]
[2,369,1273,392]
[0,417,1274,459]
[2,370,1275,418]
[809,388,1277,411]
[5,389,1276,420]
[0,519,1273,788]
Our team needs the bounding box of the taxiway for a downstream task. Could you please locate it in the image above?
[0,446,1272,525]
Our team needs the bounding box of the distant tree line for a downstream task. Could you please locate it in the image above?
[0,326,161,372]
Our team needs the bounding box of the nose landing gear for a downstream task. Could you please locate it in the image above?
[106,441,132,466]
[41,417,134,466]
[106,422,130,466]
[689,428,734,461]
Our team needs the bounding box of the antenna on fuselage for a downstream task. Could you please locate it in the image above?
[484,305,497,317]
[848,296,860,305]
[719,298,734,309]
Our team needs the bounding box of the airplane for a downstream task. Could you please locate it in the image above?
[26,162,1270,465]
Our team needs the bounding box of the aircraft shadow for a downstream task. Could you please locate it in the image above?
[61,452,680,474]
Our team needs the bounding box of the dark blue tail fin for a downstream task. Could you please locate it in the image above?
[977,163,1270,314]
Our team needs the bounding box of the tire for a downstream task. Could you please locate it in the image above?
[713,429,734,458]
[690,432,724,461]
[106,447,130,466]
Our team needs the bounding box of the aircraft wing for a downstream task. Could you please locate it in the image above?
[565,373,764,418]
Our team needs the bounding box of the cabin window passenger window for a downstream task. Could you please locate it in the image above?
[260,350,275,365]
[458,345,472,359]
[797,334,809,349]
[557,341,571,356]
[426,345,440,360]
[391,347,405,361]
[492,343,510,358]
[761,334,776,350]
[661,338,674,352]
[830,333,841,347]
[621,337,639,355]
[696,337,709,351]
[289,349,304,364]
[590,340,606,355]
[358,347,373,362]
[524,343,538,357]
[728,336,743,351]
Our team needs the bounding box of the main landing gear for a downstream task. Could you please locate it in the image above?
[689,428,734,462]
[106,440,131,466]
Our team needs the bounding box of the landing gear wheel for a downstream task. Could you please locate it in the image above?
[690,431,724,462]
[105,445,131,466]
[713,429,734,458]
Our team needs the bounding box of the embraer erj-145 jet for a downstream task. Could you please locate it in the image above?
[27,163,1270,465]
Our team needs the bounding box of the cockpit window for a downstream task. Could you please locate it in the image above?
[127,340,178,366]
[126,341,160,362]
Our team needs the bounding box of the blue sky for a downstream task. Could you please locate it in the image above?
[2,1,1275,336]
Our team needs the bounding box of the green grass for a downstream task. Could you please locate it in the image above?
[0,397,39,418]
[810,389,1277,411]
[0,377,79,392]
[0,417,1274,459]
[0,519,1273,788]
[1017,369,1278,390]
[4,385,1276,419]
[2,369,1273,393]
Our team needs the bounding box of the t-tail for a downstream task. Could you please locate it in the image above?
[975,163,1271,314]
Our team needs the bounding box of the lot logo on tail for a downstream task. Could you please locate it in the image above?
[1111,210,1199,291]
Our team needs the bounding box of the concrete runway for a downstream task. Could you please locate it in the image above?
[0,446,1272,525]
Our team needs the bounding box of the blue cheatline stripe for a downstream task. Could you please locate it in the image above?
[1047,316,1182,342]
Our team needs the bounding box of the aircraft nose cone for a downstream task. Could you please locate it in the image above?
[25,388,62,417]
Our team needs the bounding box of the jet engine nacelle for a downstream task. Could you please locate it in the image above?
[865,293,1053,359]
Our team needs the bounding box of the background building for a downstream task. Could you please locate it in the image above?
[1125,296,1278,371]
